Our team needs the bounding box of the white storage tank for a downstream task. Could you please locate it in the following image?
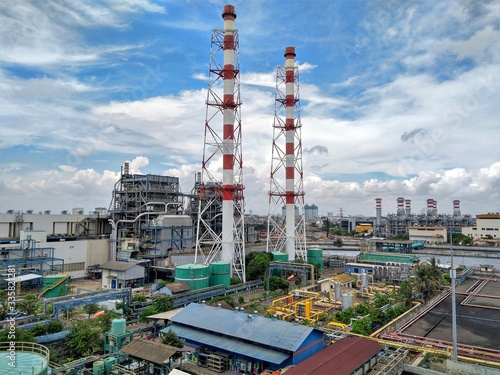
[334,282,342,302]
[342,293,354,311]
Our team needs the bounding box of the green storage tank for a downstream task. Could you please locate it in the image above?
[272,252,288,262]
[92,360,105,375]
[307,248,324,270]
[209,261,231,287]
[111,318,126,335]
[175,263,209,290]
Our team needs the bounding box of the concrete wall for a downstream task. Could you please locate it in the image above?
[446,360,500,375]
[403,364,445,374]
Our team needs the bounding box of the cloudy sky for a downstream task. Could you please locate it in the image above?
[0,0,498,217]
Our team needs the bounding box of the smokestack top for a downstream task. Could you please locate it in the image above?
[284,46,296,58]
[222,4,236,19]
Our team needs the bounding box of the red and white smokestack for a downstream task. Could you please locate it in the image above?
[284,46,297,261]
[221,4,237,264]
[405,199,411,216]
[453,199,461,217]
[375,198,382,235]
[397,197,405,217]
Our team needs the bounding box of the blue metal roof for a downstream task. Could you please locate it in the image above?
[167,303,315,352]
[167,325,290,365]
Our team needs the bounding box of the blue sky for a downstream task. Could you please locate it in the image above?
[0,0,499,217]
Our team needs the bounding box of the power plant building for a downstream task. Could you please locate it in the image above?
[162,303,324,372]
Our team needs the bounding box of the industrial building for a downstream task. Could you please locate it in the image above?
[161,303,325,372]
[462,213,500,243]
[283,336,382,375]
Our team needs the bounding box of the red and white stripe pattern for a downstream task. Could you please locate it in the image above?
[221,5,237,264]
[284,47,297,260]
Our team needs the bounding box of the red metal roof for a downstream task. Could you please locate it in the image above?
[284,337,382,375]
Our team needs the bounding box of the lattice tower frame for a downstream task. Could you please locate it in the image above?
[266,47,307,262]
[195,5,245,282]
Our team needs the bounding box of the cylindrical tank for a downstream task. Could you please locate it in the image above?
[175,263,209,290]
[111,318,126,335]
[307,248,323,270]
[334,282,342,302]
[0,342,50,375]
[209,261,231,287]
[361,272,368,288]
[272,252,288,262]
[104,357,116,372]
[341,293,354,311]
[93,360,105,375]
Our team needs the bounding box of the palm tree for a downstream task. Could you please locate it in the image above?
[412,261,442,299]
[397,280,415,309]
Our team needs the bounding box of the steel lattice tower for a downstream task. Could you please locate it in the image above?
[266,47,307,261]
[195,5,245,282]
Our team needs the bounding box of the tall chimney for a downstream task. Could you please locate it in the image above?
[405,199,411,216]
[453,200,461,217]
[375,198,382,236]
[397,197,405,217]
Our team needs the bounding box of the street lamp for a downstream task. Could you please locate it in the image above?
[449,224,458,362]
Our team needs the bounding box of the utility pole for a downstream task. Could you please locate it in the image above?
[450,224,458,361]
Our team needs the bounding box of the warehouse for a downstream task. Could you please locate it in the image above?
[284,336,382,375]
[161,303,324,373]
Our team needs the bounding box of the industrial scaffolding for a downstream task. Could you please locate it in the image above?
[108,163,185,260]
[266,47,307,262]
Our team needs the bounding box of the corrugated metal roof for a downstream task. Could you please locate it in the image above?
[120,339,180,365]
[284,337,382,375]
[146,307,184,320]
[100,260,143,271]
[166,282,191,293]
[168,325,289,365]
[169,303,315,352]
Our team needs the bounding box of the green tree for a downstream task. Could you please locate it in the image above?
[18,294,38,315]
[351,317,372,336]
[397,280,415,308]
[67,320,103,356]
[162,329,184,348]
[132,294,147,302]
[0,327,36,343]
[334,307,356,325]
[246,252,273,280]
[412,260,442,299]
[372,293,391,308]
[82,303,100,318]
[152,295,174,313]
[139,306,158,323]
[266,276,289,292]
[333,238,343,247]
[46,320,64,334]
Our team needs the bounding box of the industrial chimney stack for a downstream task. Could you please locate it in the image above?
[375,198,382,236]
[196,4,245,281]
[405,199,411,217]
[266,47,306,262]
[453,199,461,218]
[397,197,405,218]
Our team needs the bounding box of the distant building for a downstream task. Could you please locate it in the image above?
[152,281,190,296]
[305,204,319,218]
[462,213,500,243]
[100,260,146,289]
[408,226,447,244]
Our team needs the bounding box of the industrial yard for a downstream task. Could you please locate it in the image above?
[1,2,500,375]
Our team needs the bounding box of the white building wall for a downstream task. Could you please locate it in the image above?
[462,216,500,239]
